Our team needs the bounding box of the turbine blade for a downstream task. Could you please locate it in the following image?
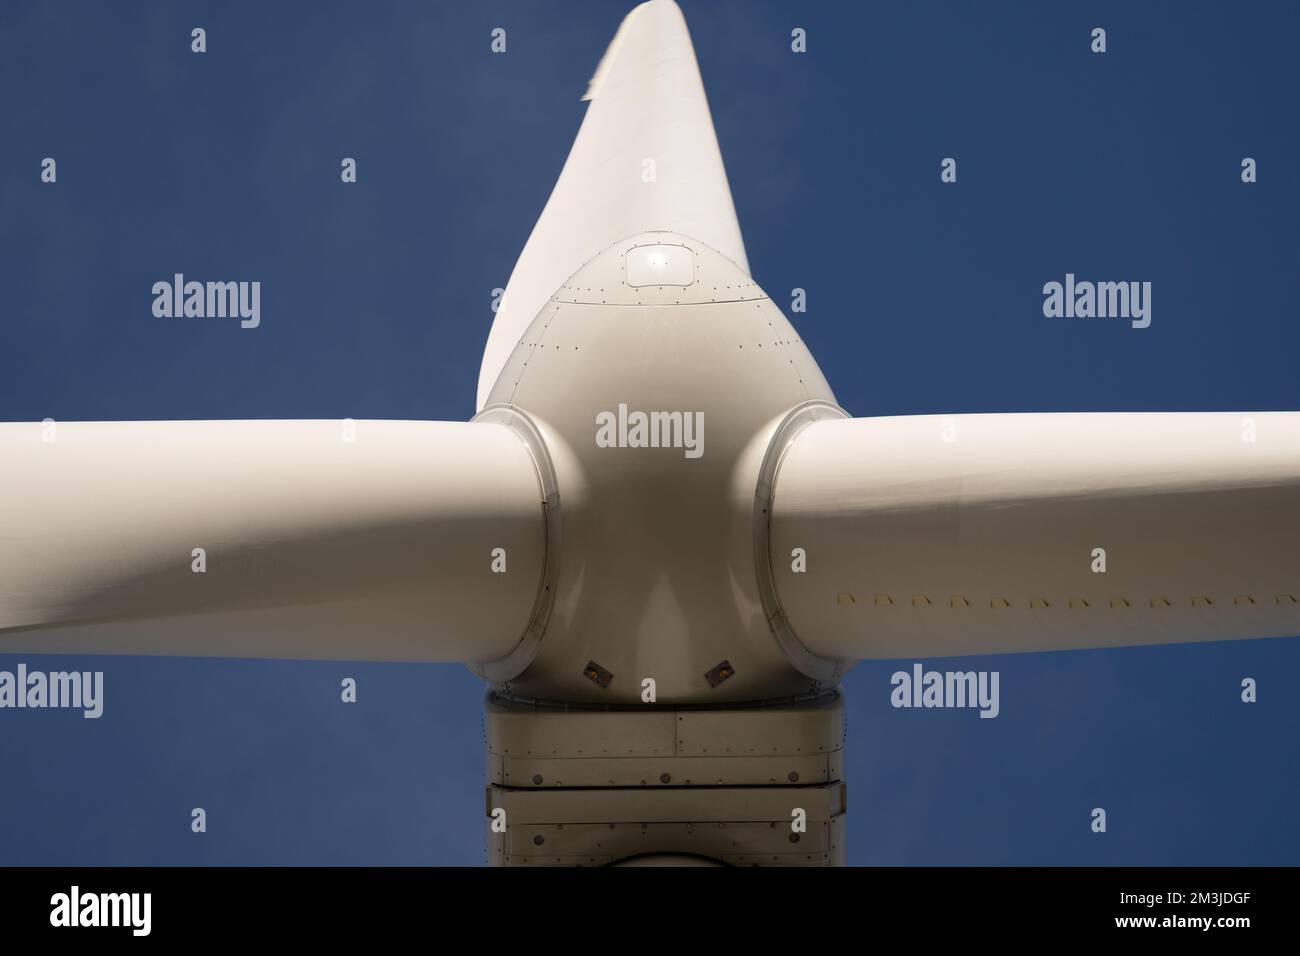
[0,420,545,665]
[477,0,748,408]
[768,412,1300,659]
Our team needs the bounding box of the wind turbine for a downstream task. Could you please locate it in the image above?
[2,0,1298,866]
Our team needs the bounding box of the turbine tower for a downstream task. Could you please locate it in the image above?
[2,0,1298,866]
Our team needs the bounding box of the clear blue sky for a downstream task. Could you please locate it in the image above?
[1,0,1297,864]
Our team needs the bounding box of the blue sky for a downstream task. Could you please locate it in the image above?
[1,0,1297,864]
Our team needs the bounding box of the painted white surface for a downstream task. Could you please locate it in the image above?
[0,420,544,663]
[771,412,1300,659]
[476,0,749,410]
[483,233,834,704]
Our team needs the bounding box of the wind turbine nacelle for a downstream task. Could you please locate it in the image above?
[477,233,843,705]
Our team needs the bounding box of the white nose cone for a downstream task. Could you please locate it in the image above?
[480,231,835,704]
